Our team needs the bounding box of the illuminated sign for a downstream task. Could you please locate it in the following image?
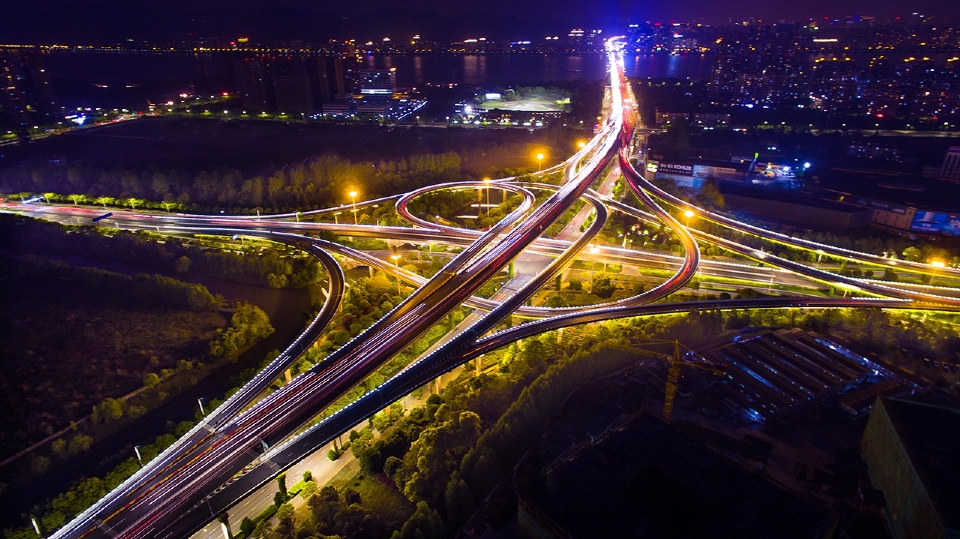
[910,211,960,236]
[659,162,693,176]
[646,162,659,173]
[854,197,907,215]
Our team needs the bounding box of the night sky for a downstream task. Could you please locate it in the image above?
[2,0,956,43]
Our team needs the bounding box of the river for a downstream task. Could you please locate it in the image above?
[43,50,716,109]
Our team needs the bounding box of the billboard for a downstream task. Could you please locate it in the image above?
[659,162,693,176]
[910,211,960,236]
[693,164,742,181]
[855,197,908,215]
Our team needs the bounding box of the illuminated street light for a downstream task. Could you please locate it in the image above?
[537,153,544,172]
[930,259,946,286]
[578,141,586,149]
[683,209,695,227]
[390,254,402,294]
[483,177,491,214]
[589,244,606,272]
[349,190,359,224]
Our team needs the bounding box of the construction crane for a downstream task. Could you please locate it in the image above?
[607,339,724,422]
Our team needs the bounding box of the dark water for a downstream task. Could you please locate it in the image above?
[44,50,716,108]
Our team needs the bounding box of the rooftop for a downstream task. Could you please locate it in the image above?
[882,397,960,530]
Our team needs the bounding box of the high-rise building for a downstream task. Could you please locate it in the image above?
[233,58,271,112]
[272,75,312,114]
[359,69,396,97]
[0,47,58,134]
[307,56,346,109]
[356,69,396,115]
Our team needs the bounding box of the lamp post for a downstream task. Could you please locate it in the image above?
[578,141,586,150]
[683,209,694,227]
[589,244,606,273]
[536,153,544,172]
[483,178,491,214]
[390,254,402,294]
[333,211,341,225]
[349,190,358,225]
[930,260,946,286]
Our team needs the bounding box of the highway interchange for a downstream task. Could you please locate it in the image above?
[4,37,960,539]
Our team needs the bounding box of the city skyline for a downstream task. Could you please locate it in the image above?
[1,0,956,44]
[2,7,959,538]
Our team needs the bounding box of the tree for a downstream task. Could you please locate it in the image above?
[591,273,616,299]
[252,520,272,539]
[51,438,67,458]
[239,517,255,538]
[275,503,296,539]
[444,472,474,526]
[395,501,444,539]
[902,246,922,262]
[276,472,288,499]
[175,256,192,273]
[143,372,160,388]
[68,434,93,453]
[569,279,583,291]
[93,397,125,423]
[545,294,569,308]
[309,486,343,534]
[301,481,318,501]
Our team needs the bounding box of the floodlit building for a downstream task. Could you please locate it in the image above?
[357,69,396,116]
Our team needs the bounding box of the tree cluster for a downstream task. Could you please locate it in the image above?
[208,302,275,358]
[3,421,196,539]
[10,255,221,311]
[0,214,324,288]
[0,152,462,214]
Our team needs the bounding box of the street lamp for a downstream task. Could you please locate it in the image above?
[536,153,544,172]
[349,190,359,224]
[589,244,606,273]
[390,254,402,294]
[578,141,586,149]
[683,209,694,227]
[483,177,491,214]
[930,259,946,286]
